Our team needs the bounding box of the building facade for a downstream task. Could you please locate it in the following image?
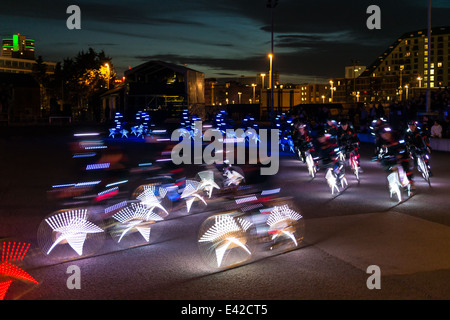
[332,26,450,104]
[101,60,205,122]
[1,34,56,74]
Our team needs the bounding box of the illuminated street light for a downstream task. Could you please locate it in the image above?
[417,76,422,88]
[252,83,256,103]
[105,63,110,90]
[329,80,335,102]
[266,0,277,120]
[260,73,266,89]
[268,54,273,90]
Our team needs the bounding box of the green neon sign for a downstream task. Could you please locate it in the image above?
[13,34,19,51]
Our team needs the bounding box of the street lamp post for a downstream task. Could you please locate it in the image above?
[252,83,256,103]
[329,80,334,102]
[267,0,278,120]
[399,65,404,101]
[269,54,274,115]
[105,63,110,90]
[426,0,431,113]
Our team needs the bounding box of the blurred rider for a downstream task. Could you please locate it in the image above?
[293,123,314,163]
[316,130,344,183]
[337,120,361,169]
[379,127,414,189]
[404,120,432,177]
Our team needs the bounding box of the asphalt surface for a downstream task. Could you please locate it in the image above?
[1,125,449,312]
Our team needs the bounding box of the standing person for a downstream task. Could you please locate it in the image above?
[431,120,442,138]
[376,103,385,119]
[369,104,377,122]
[360,106,368,133]
[444,116,450,138]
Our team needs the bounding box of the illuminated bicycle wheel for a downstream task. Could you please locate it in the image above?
[256,204,305,254]
[417,156,430,185]
[198,212,256,269]
[107,202,167,248]
[306,153,316,178]
[131,182,174,213]
[37,208,106,261]
[181,180,208,214]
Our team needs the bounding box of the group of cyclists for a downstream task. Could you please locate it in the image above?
[290,118,361,188]
[372,117,432,191]
[285,113,433,196]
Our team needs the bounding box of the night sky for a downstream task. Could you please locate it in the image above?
[1,0,449,83]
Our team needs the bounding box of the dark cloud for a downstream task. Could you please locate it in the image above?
[134,53,267,74]
[2,0,449,83]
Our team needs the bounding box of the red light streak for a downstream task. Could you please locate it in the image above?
[95,189,119,202]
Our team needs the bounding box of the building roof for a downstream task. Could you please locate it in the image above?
[360,26,450,77]
[124,60,203,77]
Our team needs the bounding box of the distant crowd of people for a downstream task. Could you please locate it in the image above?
[292,88,450,139]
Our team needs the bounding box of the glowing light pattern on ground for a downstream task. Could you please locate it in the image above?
[111,203,165,242]
[197,170,220,198]
[198,214,253,268]
[266,205,303,247]
[136,186,169,215]
[0,241,37,300]
[44,209,104,256]
[181,180,207,212]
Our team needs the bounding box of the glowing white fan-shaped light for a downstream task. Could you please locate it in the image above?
[197,170,220,198]
[199,215,252,267]
[266,205,303,246]
[112,203,164,242]
[181,180,207,212]
[45,209,104,256]
[136,187,168,216]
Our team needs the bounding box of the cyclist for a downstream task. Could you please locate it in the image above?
[370,118,387,160]
[379,126,414,190]
[404,120,432,177]
[324,119,339,143]
[337,120,361,170]
[315,130,345,185]
[292,123,314,163]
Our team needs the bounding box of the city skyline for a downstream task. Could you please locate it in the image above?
[1,0,450,84]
